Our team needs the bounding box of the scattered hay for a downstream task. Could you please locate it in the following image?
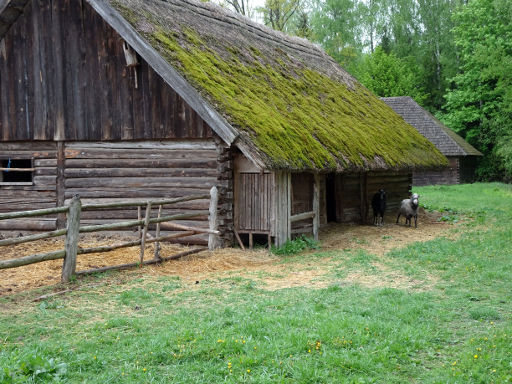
[0,210,460,297]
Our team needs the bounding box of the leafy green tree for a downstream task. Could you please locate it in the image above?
[441,0,512,181]
[356,47,427,102]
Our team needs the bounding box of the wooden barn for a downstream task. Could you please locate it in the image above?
[382,97,482,186]
[0,0,446,247]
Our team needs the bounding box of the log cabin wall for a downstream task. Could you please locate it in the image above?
[0,142,57,231]
[0,0,212,141]
[413,157,458,186]
[63,140,220,245]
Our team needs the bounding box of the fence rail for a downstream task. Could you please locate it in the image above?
[0,187,220,282]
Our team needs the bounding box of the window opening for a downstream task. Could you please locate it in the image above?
[0,159,34,183]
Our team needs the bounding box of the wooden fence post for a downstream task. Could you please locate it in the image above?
[139,201,152,264]
[208,186,221,250]
[62,195,81,282]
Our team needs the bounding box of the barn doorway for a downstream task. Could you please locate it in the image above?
[326,173,337,222]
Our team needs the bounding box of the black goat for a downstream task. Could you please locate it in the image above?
[371,189,386,226]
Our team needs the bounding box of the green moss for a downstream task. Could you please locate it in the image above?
[113,3,447,170]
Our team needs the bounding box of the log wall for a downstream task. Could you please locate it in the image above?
[413,158,458,186]
[0,0,213,141]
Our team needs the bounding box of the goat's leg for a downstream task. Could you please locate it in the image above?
[396,213,401,224]
[414,215,417,228]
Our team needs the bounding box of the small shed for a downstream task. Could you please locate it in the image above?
[0,0,446,247]
[382,97,482,185]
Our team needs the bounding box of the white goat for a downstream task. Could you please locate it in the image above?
[396,193,420,228]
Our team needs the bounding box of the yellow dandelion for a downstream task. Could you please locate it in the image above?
[247,369,251,373]
[474,355,478,359]
[308,349,311,353]
[143,368,147,372]
[452,361,457,366]
[477,347,482,351]
[93,356,97,360]
[492,369,496,373]
[242,340,246,344]
[254,346,257,350]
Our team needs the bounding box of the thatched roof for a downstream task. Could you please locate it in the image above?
[382,97,482,157]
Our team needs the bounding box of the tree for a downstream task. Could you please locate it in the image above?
[441,0,512,181]
[356,47,426,102]
[260,0,302,31]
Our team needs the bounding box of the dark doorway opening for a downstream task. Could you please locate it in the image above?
[326,173,337,222]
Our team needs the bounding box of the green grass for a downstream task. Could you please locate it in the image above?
[1,183,512,383]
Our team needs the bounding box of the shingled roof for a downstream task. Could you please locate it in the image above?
[382,97,482,157]
[2,0,448,171]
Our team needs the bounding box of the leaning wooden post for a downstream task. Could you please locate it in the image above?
[62,195,81,282]
[208,186,221,250]
[139,201,152,264]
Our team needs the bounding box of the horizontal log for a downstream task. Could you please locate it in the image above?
[74,198,209,210]
[65,176,217,189]
[79,208,207,220]
[0,205,68,220]
[0,219,57,231]
[34,159,57,167]
[0,167,36,171]
[33,175,57,185]
[0,250,65,269]
[159,221,220,235]
[64,167,217,178]
[35,167,58,176]
[76,231,199,255]
[66,141,216,150]
[64,188,212,199]
[64,149,217,160]
[79,211,209,233]
[75,247,207,276]
[81,194,210,210]
[65,158,217,169]
[0,228,67,247]
[0,142,57,151]
[290,211,315,223]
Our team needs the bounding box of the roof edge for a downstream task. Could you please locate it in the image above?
[86,0,239,146]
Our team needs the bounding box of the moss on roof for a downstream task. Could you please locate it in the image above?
[111,0,447,171]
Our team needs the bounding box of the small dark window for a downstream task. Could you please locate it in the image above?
[0,159,33,184]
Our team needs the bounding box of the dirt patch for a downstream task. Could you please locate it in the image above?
[0,210,460,296]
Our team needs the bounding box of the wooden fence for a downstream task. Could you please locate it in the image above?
[0,187,220,282]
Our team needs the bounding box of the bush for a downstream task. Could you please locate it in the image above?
[271,235,320,255]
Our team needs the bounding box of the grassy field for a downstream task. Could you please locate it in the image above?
[1,183,512,383]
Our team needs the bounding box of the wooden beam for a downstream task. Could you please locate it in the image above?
[208,186,220,250]
[0,205,69,220]
[0,250,65,270]
[289,211,315,223]
[313,173,320,241]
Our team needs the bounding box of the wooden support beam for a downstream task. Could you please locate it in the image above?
[56,141,66,228]
[313,173,320,241]
[233,228,245,250]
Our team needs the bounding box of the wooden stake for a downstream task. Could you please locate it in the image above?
[154,205,163,260]
[139,201,152,264]
[137,206,142,238]
[62,195,81,282]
